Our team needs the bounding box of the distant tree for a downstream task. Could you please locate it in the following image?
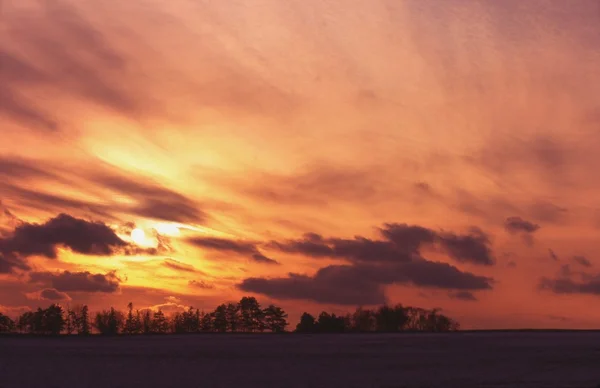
[225,303,240,332]
[151,310,169,334]
[65,306,74,334]
[123,302,142,334]
[295,312,317,333]
[43,304,65,335]
[350,307,375,332]
[183,307,199,333]
[66,305,91,335]
[94,308,124,335]
[199,311,213,332]
[374,305,408,332]
[263,305,288,333]
[142,310,152,334]
[212,304,228,333]
[0,312,15,333]
[78,305,91,335]
[238,297,264,332]
[17,311,35,333]
[316,312,346,333]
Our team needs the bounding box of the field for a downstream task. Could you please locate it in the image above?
[1,332,599,388]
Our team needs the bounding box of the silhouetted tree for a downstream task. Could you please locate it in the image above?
[151,310,169,334]
[238,297,264,332]
[200,310,213,332]
[212,304,228,333]
[350,307,375,332]
[142,310,152,334]
[316,312,346,333]
[124,302,142,334]
[375,305,408,332]
[226,303,240,332]
[0,312,15,333]
[17,311,35,333]
[295,312,318,333]
[263,305,288,333]
[78,305,91,335]
[94,307,124,335]
[43,304,66,335]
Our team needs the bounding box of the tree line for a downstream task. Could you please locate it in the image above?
[296,305,460,333]
[0,297,288,335]
[0,299,460,336]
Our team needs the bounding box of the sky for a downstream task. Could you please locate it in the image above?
[1,0,600,329]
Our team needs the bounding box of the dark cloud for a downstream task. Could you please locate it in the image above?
[379,223,437,253]
[269,223,494,266]
[238,260,492,305]
[504,216,540,234]
[0,213,126,263]
[93,173,205,224]
[188,280,214,290]
[29,270,121,293]
[539,275,600,295]
[188,237,259,255]
[251,253,280,265]
[162,258,198,273]
[188,236,280,265]
[38,288,71,301]
[437,228,495,266]
[572,256,592,268]
[448,291,478,301]
[238,268,385,306]
[0,158,205,224]
[0,253,31,274]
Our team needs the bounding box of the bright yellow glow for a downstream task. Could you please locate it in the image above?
[131,228,146,245]
[154,223,180,236]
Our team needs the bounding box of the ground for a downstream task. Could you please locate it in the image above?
[1,332,599,387]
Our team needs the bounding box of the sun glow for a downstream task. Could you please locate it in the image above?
[130,228,146,245]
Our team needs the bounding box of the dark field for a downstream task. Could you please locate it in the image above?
[1,332,600,388]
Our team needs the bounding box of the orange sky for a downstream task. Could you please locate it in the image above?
[1,0,600,329]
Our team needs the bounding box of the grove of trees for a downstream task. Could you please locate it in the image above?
[0,299,460,336]
[296,305,460,333]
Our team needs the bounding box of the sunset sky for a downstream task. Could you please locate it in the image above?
[1,0,600,329]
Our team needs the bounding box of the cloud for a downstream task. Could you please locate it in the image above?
[92,173,206,224]
[0,213,139,273]
[188,237,259,255]
[572,256,592,268]
[26,288,72,301]
[188,237,279,265]
[251,253,280,265]
[437,228,495,266]
[0,158,205,224]
[0,54,58,132]
[1,0,147,130]
[529,201,568,224]
[269,223,495,266]
[0,213,126,260]
[162,258,198,273]
[539,259,600,296]
[29,270,121,293]
[449,291,478,301]
[188,280,214,290]
[238,259,492,305]
[504,216,540,234]
[539,275,600,296]
[549,249,559,261]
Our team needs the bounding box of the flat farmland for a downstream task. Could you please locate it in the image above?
[1,332,599,388]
